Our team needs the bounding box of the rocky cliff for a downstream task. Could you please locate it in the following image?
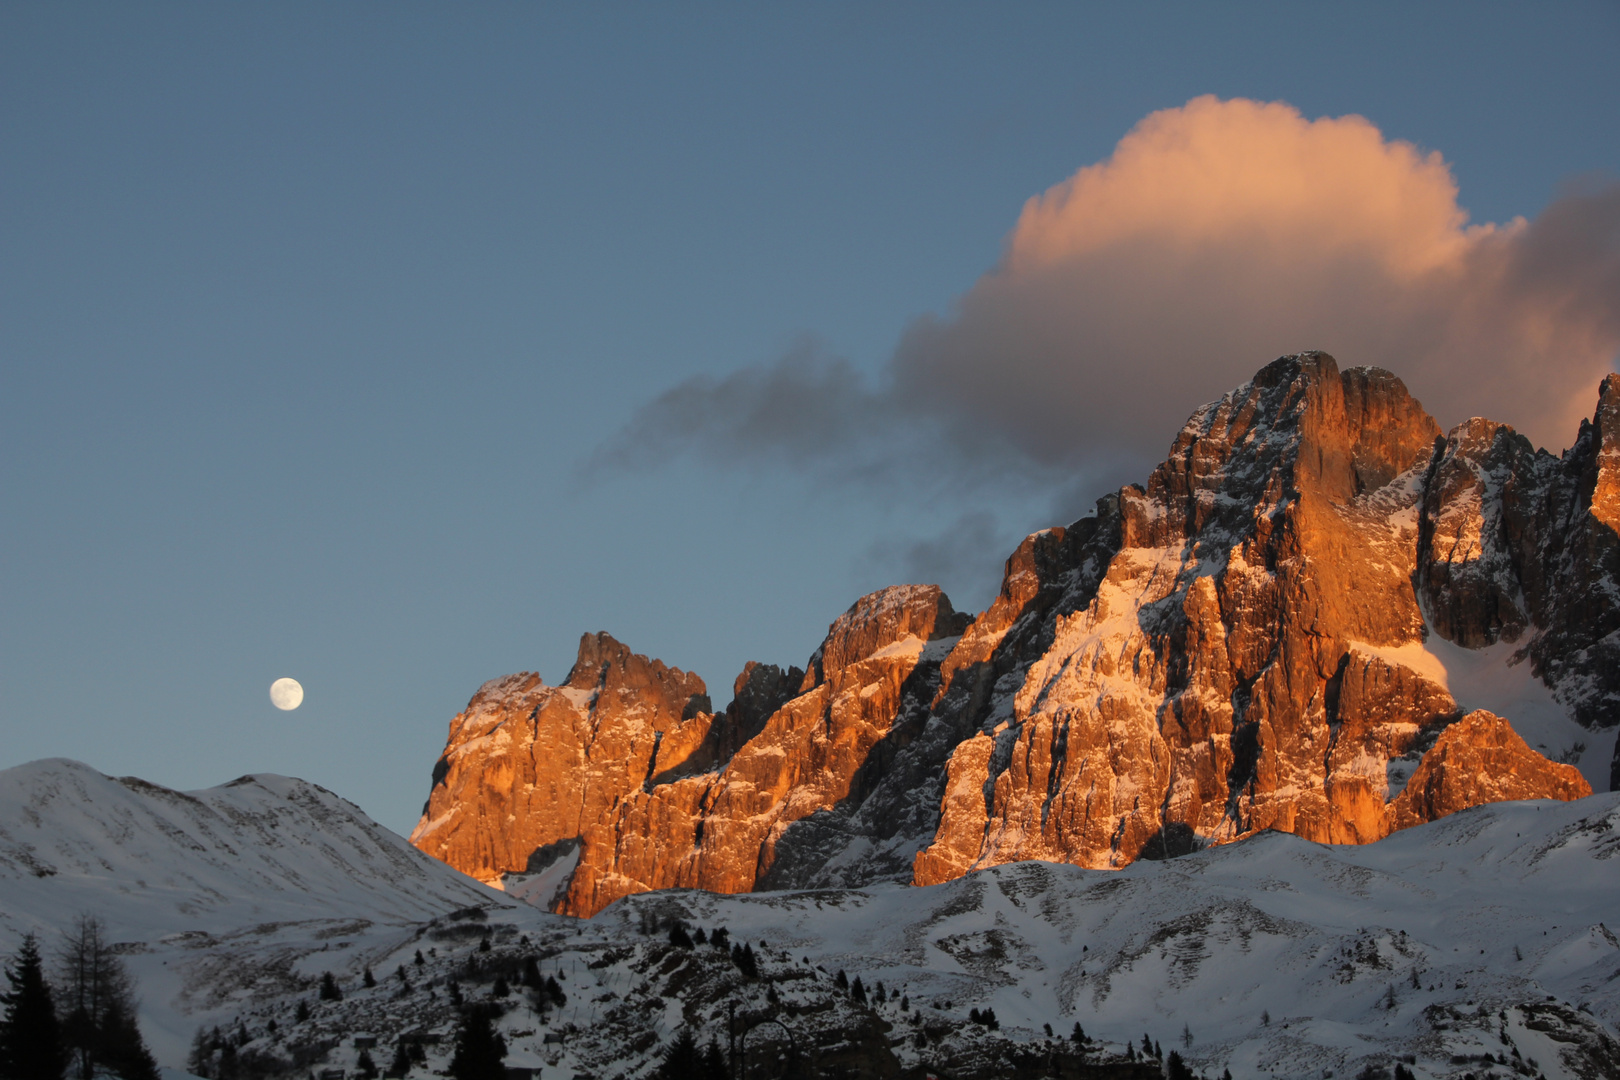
[414,353,1610,916]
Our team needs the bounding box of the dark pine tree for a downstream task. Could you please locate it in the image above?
[356,1049,379,1080]
[491,976,510,999]
[387,1040,412,1079]
[478,936,491,954]
[295,1000,311,1022]
[1165,1050,1195,1080]
[96,994,160,1080]
[1071,1021,1086,1044]
[184,1026,212,1079]
[363,967,376,988]
[699,1037,727,1080]
[709,927,729,951]
[834,970,849,991]
[982,1008,999,1031]
[319,973,342,1001]
[521,957,541,990]
[448,1006,506,1080]
[850,977,866,1004]
[414,950,425,968]
[543,976,566,1008]
[657,1028,699,1080]
[668,924,693,949]
[0,934,69,1080]
[692,928,707,946]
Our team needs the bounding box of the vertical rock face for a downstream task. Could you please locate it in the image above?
[414,353,1609,916]
[409,633,723,886]
[558,585,969,915]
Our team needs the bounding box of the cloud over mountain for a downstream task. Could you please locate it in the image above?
[895,94,1620,462]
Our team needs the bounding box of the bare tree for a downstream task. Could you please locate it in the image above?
[55,914,156,1080]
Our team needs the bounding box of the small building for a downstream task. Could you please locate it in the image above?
[541,1033,565,1046]
[319,1070,346,1080]
[352,1035,378,1050]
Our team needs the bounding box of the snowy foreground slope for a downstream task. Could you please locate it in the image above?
[0,759,525,1063]
[4,759,1620,1080]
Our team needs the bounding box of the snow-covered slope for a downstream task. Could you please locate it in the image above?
[5,759,1618,1079]
[0,759,527,1064]
[622,794,1620,1080]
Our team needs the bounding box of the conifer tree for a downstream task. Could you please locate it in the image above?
[1071,1021,1086,1044]
[363,967,376,988]
[185,1026,213,1078]
[699,1037,727,1080]
[356,1048,379,1079]
[98,993,160,1080]
[1,934,69,1080]
[656,1028,698,1080]
[319,973,342,1001]
[850,977,866,1004]
[448,1006,505,1080]
[387,1041,412,1079]
[1165,1050,1195,1080]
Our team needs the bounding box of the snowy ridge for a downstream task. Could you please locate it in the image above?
[0,759,520,1065]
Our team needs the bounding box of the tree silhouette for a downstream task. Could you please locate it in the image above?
[448,1006,506,1080]
[658,1028,697,1080]
[0,934,69,1080]
[55,915,157,1080]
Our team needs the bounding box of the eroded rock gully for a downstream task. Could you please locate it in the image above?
[414,353,1610,916]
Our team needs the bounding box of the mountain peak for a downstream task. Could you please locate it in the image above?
[412,354,1615,915]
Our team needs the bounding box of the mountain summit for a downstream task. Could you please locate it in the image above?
[413,354,1612,916]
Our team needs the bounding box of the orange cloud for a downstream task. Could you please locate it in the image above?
[895,95,1620,458]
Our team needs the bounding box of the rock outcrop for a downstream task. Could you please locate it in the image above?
[414,353,1609,915]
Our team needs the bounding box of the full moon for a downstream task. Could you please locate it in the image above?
[269,677,304,711]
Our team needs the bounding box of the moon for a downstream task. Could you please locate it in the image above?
[269,677,304,711]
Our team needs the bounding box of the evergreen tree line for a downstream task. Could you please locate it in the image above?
[0,916,159,1080]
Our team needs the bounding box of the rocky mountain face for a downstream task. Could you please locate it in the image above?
[414,354,1613,917]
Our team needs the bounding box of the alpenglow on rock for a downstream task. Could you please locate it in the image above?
[414,353,1611,916]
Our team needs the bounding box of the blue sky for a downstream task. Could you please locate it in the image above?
[4,3,1618,834]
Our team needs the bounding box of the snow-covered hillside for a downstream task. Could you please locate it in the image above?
[0,759,529,1063]
[4,758,1619,1079]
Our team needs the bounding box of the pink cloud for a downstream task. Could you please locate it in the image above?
[895,95,1620,459]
